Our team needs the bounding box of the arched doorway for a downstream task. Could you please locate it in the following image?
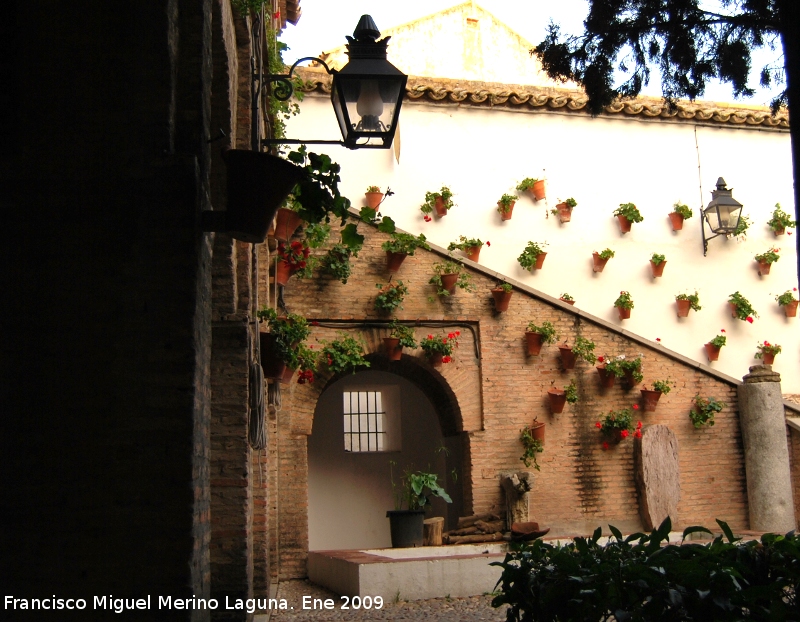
[308,369,464,550]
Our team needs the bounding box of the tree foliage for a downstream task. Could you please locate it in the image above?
[533,1,784,114]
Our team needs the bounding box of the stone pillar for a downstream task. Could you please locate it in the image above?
[738,365,796,532]
[633,425,680,531]
[500,472,532,529]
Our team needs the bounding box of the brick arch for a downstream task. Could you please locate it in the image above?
[287,324,480,437]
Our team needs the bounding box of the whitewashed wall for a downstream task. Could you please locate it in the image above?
[286,97,799,392]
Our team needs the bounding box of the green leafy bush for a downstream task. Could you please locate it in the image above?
[492,517,800,622]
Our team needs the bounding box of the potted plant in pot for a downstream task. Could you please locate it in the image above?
[517,241,549,271]
[274,240,311,285]
[596,407,642,446]
[596,355,623,389]
[491,282,514,312]
[517,177,545,201]
[420,186,454,219]
[754,248,780,276]
[705,330,726,361]
[365,185,384,209]
[320,242,356,284]
[690,395,725,428]
[374,280,409,315]
[387,462,452,548]
[559,336,596,370]
[497,194,516,221]
[614,203,644,233]
[641,379,673,412]
[650,253,667,278]
[448,236,485,262]
[766,203,797,236]
[429,261,475,297]
[776,288,799,317]
[592,248,615,272]
[319,332,370,375]
[551,197,577,223]
[420,331,459,367]
[381,232,430,273]
[755,340,781,365]
[675,291,701,317]
[519,426,544,470]
[618,355,644,389]
[614,290,634,320]
[728,291,758,322]
[549,379,579,414]
[668,201,693,231]
[256,308,312,380]
[383,320,417,361]
[560,292,575,305]
[525,321,558,356]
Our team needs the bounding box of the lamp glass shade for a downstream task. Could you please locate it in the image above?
[332,73,406,148]
[703,203,742,233]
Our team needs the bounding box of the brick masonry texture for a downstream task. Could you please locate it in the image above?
[264,216,793,578]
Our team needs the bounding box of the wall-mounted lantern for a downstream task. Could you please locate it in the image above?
[702,177,743,255]
[263,15,407,150]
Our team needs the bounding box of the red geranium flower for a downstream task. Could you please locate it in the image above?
[634,430,642,439]
[442,355,452,364]
[455,331,460,336]
[656,337,661,342]
[602,442,610,450]
[597,356,604,363]
[633,404,639,410]
[747,316,754,323]
[486,241,491,246]
[637,421,642,429]
[620,429,629,438]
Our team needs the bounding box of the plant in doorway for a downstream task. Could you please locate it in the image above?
[387,461,452,548]
[519,426,544,471]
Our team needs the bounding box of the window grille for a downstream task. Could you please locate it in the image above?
[343,391,386,452]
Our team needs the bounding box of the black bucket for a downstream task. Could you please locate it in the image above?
[224,150,303,243]
[386,510,426,548]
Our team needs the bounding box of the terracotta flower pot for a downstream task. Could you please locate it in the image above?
[279,365,297,385]
[592,253,609,273]
[617,306,631,320]
[784,300,799,317]
[259,333,287,380]
[668,212,684,231]
[274,259,293,285]
[530,180,546,201]
[365,191,384,209]
[760,352,776,365]
[640,389,662,412]
[434,196,448,217]
[440,273,458,294]
[596,365,616,389]
[617,214,632,233]
[757,261,771,276]
[676,298,692,317]
[705,342,721,362]
[530,422,546,446]
[555,203,572,223]
[386,251,407,273]
[728,302,739,318]
[492,288,513,312]
[531,253,547,270]
[559,345,576,370]
[428,352,444,368]
[773,227,785,237]
[383,337,402,361]
[547,388,566,414]
[650,260,666,278]
[525,332,544,356]
[498,201,515,221]
[273,207,303,242]
[621,370,640,390]
[560,297,576,306]
[464,246,481,262]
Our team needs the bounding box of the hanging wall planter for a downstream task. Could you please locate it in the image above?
[558,345,577,370]
[547,388,567,414]
[440,273,458,294]
[705,342,721,362]
[676,299,691,317]
[526,332,544,356]
[530,419,546,443]
[497,194,516,221]
[491,284,513,312]
[668,202,693,232]
[616,215,632,233]
[592,249,614,273]
[365,186,384,209]
[259,333,287,380]
[386,252,407,273]
[668,212,684,231]
[640,389,662,412]
[274,260,293,286]
[273,207,304,242]
[596,364,616,389]
[613,203,644,234]
[383,337,402,361]
[616,306,631,320]
[517,241,548,271]
[223,150,303,244]
[650,254,666,278]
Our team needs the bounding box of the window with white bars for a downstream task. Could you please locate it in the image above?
[343,390,388,452]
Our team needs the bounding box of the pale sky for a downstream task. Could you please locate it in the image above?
[279,0,783,106]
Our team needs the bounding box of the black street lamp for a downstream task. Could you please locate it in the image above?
[702,177,744,255]
[263,15,407,150]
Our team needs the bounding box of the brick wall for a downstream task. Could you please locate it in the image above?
[269,216,755,577]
